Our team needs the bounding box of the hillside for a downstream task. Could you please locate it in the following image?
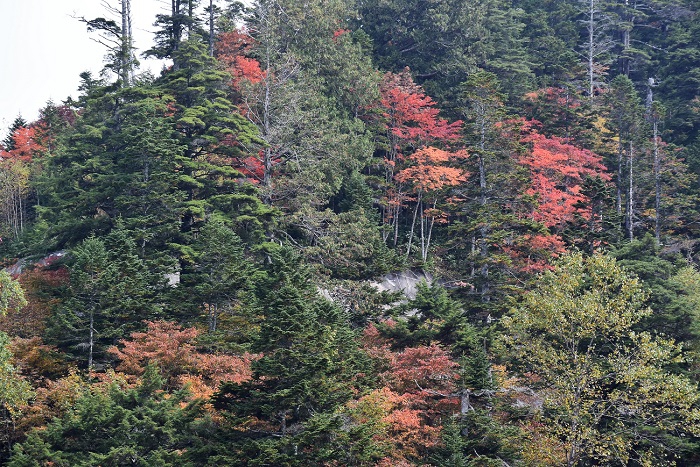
[2,0,700,464]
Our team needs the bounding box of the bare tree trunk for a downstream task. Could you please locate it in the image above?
[422,199,437,262]
[406,191,421,259]
[209,0,215,56]
[627,141,634,241]
[587,0,595,98]
[653,119,661,244]
[88,309,95,370]
[208,303,218,332]
[617,139,623,216]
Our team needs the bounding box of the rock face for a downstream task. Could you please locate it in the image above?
[4,251,68,275]
[369,270,433,300]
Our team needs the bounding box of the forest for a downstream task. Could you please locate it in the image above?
[2,0,700,464]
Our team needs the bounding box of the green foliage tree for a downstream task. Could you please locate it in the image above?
[212,246,371,465]
[46,233,160,369]
[357,0,532,101]
[612,235,700,352]
[182,218,252,333]
[0,332,33,463]
[145,0,203,66]
[501,252,700,465]
[0,276,32,461]
[449,72,546,314]
[8,365,208,467]
[0,271,27,317]
[158,38,260,234]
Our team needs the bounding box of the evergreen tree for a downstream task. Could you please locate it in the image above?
[145,0,204,67]
[357,0,533,102]
[2,116,28,152]
[46,233,161,369]
[157,38,260,234]
[448,72,542,314]
[212,246,371,465]
[8,365,208,467]
[180,218,253,333]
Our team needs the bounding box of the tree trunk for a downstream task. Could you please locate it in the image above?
[653,119,661,244]
[406,191,421,259]
[617,138,623,216]
[209,0,215,56]
[587,0,595,98]
[88,309,95,370]
[423,199,437,262]
[120,0,133,86]
[627,141,634,241]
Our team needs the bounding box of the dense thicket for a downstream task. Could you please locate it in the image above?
[3,0,700,464]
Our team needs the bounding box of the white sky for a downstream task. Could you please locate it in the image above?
[0,0,170,139]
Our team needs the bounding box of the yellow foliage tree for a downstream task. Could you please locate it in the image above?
[501,253,700,466]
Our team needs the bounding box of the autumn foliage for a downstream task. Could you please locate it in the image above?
[359,323,460,462]
[109,320,258,398]
[215,29,264,90]
[379,69,462,149]
[519,121,610,229]
[0,126,43,162]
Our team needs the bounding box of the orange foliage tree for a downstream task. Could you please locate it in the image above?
[376,69,462,246]
[395,146,468,261]
[351,323,461,464]
[108,320,258,400]
[520,123,610,231]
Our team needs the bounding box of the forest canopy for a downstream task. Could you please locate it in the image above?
[3,0,700,464]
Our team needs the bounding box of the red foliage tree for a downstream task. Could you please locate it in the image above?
[0,126,42,162]
[376,69,462,246]
[379,69,462,150]
[215,29,264,91]
[519,122,610,230]
[354,323,460,463]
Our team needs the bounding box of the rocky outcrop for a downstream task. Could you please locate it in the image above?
[4,251,68,276]
[369,270,433,300]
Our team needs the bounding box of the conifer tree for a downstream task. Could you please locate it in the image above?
[213,246,370,465]
[8,365,207,466]
[158,38,260,234]
[46,232,160,369]
[2,116,27,152]
[183,219,252,333]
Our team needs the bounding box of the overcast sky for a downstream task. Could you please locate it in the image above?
[0,0,170,139]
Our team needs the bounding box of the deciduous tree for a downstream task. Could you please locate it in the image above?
[501,252,700,465]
